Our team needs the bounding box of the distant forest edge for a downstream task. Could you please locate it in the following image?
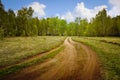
[0,1,120,39]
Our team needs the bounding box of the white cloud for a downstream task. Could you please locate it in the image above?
[74,2,107,21]
[14,10,18,16]
[108,7,120,17]
[108,0,120,17]
[27,2,46,17]
[61,12,75,22]
[60,2,107,22]
[74,2,93,19]
[109,0,120,7]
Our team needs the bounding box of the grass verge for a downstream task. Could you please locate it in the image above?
[84,37,120,46]
[0,45,64,78]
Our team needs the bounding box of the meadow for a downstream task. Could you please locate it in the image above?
[0,36,120,80]
[0,36,65,68]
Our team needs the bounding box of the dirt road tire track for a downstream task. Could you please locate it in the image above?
[3,37,101,80]
[70,38,101,80]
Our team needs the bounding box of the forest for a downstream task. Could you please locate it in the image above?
[0,1,120,40]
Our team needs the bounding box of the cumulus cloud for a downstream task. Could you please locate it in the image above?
[61,12,75,22]
[108,0,120,17]
[74,2,107,21]
[109,0,120,7]
[27,2,46,17]
[60,2,107,22]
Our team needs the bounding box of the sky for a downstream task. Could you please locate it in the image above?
[2,0,120,22]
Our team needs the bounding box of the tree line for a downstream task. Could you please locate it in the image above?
[0,0,120,39]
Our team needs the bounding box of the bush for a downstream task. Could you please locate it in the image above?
[0,27,4,40]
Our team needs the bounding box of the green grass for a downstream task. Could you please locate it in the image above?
[84,37,120,44]
[0,45,64,78]
[72,37,120,80]
[0,36,65,67]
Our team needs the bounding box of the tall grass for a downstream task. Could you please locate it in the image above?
[72,37,120,80]
[0,36,65,67]
[0,45,64,78]
[84,37,120,44]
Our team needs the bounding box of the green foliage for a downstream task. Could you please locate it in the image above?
[1,1,120,38]
[0,27,4,40]
[16,7,34,36]
[6,9,16,37]
[32,25,38,36]
[75,9,120,37]
[0,0,7,38]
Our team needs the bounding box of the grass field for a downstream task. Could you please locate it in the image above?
[0,36,65,68]
[84,37,120,45]
[0,45,64,78]
[0,36,120,80]
[72,37,120,80]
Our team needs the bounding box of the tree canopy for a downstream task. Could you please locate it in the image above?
[0,1,120,39]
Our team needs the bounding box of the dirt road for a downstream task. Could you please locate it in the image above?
[3,37,101,80]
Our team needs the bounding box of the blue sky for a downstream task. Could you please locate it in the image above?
[2,0,120,22]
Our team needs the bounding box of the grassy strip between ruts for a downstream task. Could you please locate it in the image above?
[0,45,64,78]
[72,37,120,80]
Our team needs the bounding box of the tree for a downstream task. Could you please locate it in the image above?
[116,16,120,36]
[16,7,34,36]
[89,9,110,36]
[58,19,67,36]
[66,22,76,36]
[0,0,7,39]
[1,1,120,38]
[0,0,4,9]
[6,9,16,36]
[79,19,88,36]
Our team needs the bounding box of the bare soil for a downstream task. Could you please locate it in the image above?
[3,37,101,80]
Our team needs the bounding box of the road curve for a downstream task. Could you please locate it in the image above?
[3,37,101,80]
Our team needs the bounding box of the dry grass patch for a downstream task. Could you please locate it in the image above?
[0,36,65,67]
